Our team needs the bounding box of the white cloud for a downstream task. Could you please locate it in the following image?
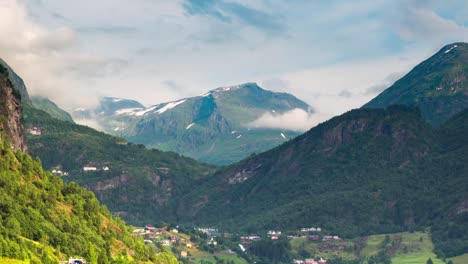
[393,5,468,42]
[247,108,329,132]
[1,0,466,126]
[259,53,427,124]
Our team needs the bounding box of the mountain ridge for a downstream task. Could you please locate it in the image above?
[72,82,312,165]
[364,42,468,124]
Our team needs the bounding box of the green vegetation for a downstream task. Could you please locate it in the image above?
[178,106,468,259]
[189,254,248,264]
[448,253,468,264]
[290,231,444,264]
[0,58,31,105]
[72,83,307,165]
[31,96,74,123]
[24,105,216,225]
[0,131,177,263]
[364,42,468,124]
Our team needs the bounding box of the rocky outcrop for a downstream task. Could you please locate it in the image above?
[0,66,28,152]
[0,59,32,106]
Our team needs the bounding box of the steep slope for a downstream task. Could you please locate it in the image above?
[72,83,312,165]
[31,96,74,123]
[0,65,177,263]
[0,64,28,152]
[0,58,32,106]
[24,105,216,225]
[178,106,468,257]
[364,42,468,124]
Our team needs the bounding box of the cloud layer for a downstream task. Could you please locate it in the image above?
[248,108,330,132]
[1,0,467,123]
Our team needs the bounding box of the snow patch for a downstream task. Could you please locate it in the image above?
[155,99,187,114]
[186,123,195,130]
[114,127,121,131]
[445,45,458,54]
[236,135,242,139]
[114,108,144,115]
[112,98,123,103]
[231,130,237,134]
[281,133,286,139]
[135,106,158,116]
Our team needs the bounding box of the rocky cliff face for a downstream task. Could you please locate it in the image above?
[0,65,28,152]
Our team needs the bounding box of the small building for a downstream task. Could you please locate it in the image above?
[27,127,42,136]
[161,240,170,246]
[83,166,97,171]
[208,237,217,246]
[145,225,157,232]
[186,243,192,248]
[68,258,87,264]
[239,244,246,252]
[308,235,320,241]
[171,228,179,233]
[180,251,188,258]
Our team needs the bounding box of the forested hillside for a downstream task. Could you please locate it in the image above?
[364,42,468,124]
[24,105,216,225]
[178,106,468,258]
[0,62,180,263]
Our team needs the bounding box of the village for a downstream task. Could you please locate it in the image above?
[132,224,339,264]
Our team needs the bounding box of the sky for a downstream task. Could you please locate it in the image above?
[1,0,468,130]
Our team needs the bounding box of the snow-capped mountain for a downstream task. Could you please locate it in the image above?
[72,83,313,165]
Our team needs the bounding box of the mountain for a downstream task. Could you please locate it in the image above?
[72,83,312,165]
[177,105,468,258]
[0,63,28,152]
[364,42,468,124]
[0,58,32,106]
[31,96,75,123]
[24,104,216,225]
[0,61,175,263]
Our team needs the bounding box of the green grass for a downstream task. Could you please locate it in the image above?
[360,234,388,256]
[290,237,355,260]
[189,254,248,264]
[290,231,448,263]
[448,253,468,264]
[391,232,443,264]
[0,258,29,264]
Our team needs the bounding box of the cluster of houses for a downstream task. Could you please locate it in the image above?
[27,126,42,136]
[300,227,322,233]
[267,230,282,240]
[196,227,219,237]
[133,225,194,258]
[82,165,110,172]
[51,169,69,176]
[293,258,327,264]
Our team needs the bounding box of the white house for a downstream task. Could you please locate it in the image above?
[83,166,97,171]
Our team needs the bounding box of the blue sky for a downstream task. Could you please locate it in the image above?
[1,0,468,128]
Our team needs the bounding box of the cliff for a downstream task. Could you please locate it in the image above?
[0,64,28,152]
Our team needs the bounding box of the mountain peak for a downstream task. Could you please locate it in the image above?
[210,82,260,93]
[364,42,468,124]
